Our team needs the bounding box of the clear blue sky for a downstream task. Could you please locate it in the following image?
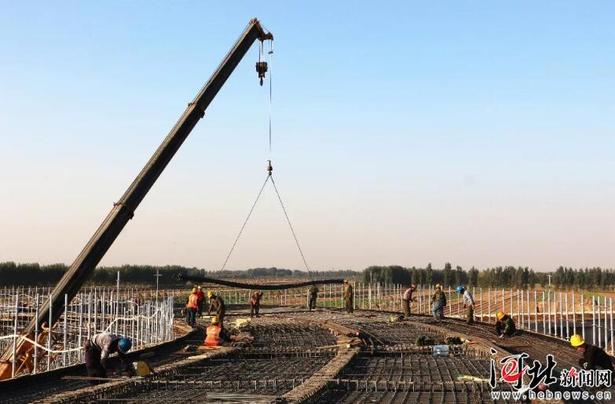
[1,1,614,272]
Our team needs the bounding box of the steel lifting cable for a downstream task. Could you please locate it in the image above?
[216,36,314,282]
[218,168,313,278]
[270,176,312,276]
[268,40,273,153]
[219,175,271,272]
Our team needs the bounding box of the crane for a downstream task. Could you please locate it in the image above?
[0,18,273,380]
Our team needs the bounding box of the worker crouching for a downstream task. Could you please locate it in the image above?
[203,316,230,347]
[208,291,226,326]
[570,334,614,372]
[495,311,516,338]
[84,332,132,384]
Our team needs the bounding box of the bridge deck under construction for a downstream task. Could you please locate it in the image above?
[1,307,608,403]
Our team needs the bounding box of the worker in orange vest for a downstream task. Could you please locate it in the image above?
[185,287,199,327]
[203,316,229,347]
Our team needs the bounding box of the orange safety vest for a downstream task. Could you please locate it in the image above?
[186,293,199,309]
[204,325,222,346]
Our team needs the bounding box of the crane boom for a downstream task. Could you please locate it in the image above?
[0,18,273,379]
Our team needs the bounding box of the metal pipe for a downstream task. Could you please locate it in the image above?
[488,288,491,323]
[565,292,569,339]
[604,297,608,349]
[47,294,52,371]
[63,294,68,366]
[542,291,546,335]
[12,292,18,378]
[610,298,614,355]
[479,287,483,322]
[572,291,576,334]
[582,293,586,341]
[592,296,596,345]
[34,294,39,374]
[526,289,530,331]
[518,289,522,329]
[559,292,563,338]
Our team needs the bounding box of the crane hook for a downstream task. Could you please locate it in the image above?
[267,160,273,176]
[256,61,268,86]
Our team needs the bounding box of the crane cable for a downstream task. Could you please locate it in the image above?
[218,165,312,278]
[219,174,270,272]
[268,40,273,154]
[270,176,311,274]
[219,38,313,279]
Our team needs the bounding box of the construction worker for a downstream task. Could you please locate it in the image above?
[250,290,263,317]
[402,284,416,317]
[196,286,206,317]
[308,285,319,311]
[456,286,475,324]
[207,291,226,326]
[343,280,354,313]
[203,316,229,347]
[84,332,132,384]
[570,334,614,371]
[185,287,199,327]
[431,284,447,321]
[495,311,516,338]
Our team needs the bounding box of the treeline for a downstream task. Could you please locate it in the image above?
[3,261,615,289]
[363,264,615,289]
[0,262,356,287]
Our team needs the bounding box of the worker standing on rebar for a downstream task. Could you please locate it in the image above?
[250,290,263,317]
[570,334,614,372]
[343,280,354,313]
[456,286,475,324]
[431,284,446,321]
[185,287,199,327]
[495,311,516,338]
[207,291,226,326]
[196,286,205,317]
[84,332,132,384]
[308,285,319,311]
[402,284,416,318]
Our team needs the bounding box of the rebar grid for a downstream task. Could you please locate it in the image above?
[13,308,610,403]
[247,320,337,352]
[104,355,333,401]
[415,317,582,369]
[337,353,491,383]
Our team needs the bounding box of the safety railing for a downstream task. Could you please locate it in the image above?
[0,287,176,379]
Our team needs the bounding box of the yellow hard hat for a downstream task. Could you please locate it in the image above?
[207,291,214,299]
[570,334,584,347]
[496,311,505,320]
[192,287,197,293]
[435,284,441,289]
[211,316,219,325]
